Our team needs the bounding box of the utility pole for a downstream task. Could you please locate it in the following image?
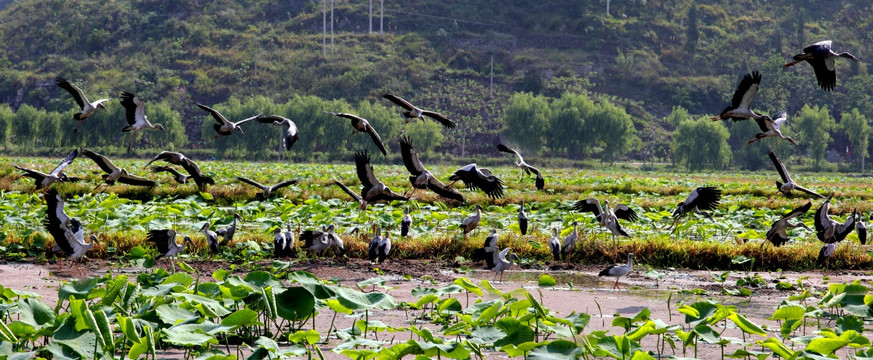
[489,55,494,97]
[322,0,326,57]
[369,0,373,33]
[380,0,384,34]
[330,0,335,52]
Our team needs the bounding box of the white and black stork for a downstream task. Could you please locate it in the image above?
[667,186,722,232]
[44,189,98,275]
[711,71,762,122]
[748,111,797,146]
[496,144,544,190]
[325,111,388,155]
[144,151,214,190]
[768,150,825,199]
[120,92,167,152]
[784,40,859,91]
[16,149,78,191]
[81,149,156,191]
[382,93,456,128]
[197,103,262,138]
[55,76,109,132]
[574,199,638,245]
[352,151,408,210]
[399,136,464,202]
[763,201,812,248]
[256,115,300,150]
[237,176,299,200]
[448,164,504,199]
[147,229,193,271]
[599,253,634,290]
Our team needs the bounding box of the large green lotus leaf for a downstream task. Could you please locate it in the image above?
[468,326,506,345]
[334,287,397,310]
[528,340,583,360]
[287,271,337,299]
[155,304,198,326]
[58,278,100,302]
[243,271,283,290]
[494,317,535,347]
[276,287,315,322]
[169,322,234,336]
[162,327,217,348]
[17,298,55,328]
[221,309,261,329]
[51,317,97,359]
[174,293,231,317]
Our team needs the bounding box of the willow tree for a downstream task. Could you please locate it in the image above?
[793,104,834,170]
[672,118,731,171]
[841,108,869,172]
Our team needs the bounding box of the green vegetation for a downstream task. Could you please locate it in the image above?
[1,267,872,359]
[1,156,871,271]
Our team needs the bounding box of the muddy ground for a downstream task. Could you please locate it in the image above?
[2,259,871,359]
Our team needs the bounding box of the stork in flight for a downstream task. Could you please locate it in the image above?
[711,71,762,122]
[667,186,721,232]
[448,164,504,199]
[399,136,464,202]
[147,229,193,272]
[382,93,456,128]
[150,166,190,184]
[55,76,109,132]
[814,198,858,269]
[256,115,300,150]
[144,151,214,190]
[15,149,77,191]
[44,189,99,275]
[496,144,544,190]
[81,149,156,191]
[325,111,388,155]
[236,176,299,200]
[352,151,408,210]
[120,92,167,152]
[768,150,824,199]
[574,199,638,245]
[763,202,812,248]
[784,40,859,91]
[197,103,262,138]
[747,111,797,146]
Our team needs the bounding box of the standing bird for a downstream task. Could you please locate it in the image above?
[196,103,262,138]
[711,71,763,122]
[548,228,561,262]
[496,144,544,190]
[399,136,464,201]
[574,199,638,245]
[274,226,289,258]
[471,229,499,269]
[367,227,383,263]
[119,91,167,152]
[768,150,824,199]
[150,166,190,184]
[784,40,859,91]
[256,115,299,150]
[55,76,109,132]
[325,112,388,155]
[147,229,193,271]
[352,151,408,210]
[144,151,214,190]
[44,189,98,274]
[518,201,528,235]
[216,213,242,246]
[817,242,838,269]
[764,202,813,248]
[81,149,156,191]
[381,93,456,128]
[491,248,520,282]
[236,176,299,200]
[448,164,504,199]
[747,111,797,146]
[401,207,412,237]
[560,221,580,262]
[856,213,867,245]
[598,253,635,290]
[667,187,722,232]
[300,225,345,259]
[200,221,220,255]
[460,204,483,239]
[368,228,392,264]
[15,149,77,191]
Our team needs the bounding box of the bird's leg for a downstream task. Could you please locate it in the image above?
[614,277,620,290]
[127,133,135,153]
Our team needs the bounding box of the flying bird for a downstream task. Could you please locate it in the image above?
[496,144,544,190]
[382,93,456,128]
[15,149,77,191]
[599,253,634,290]
[784,40,859,91]
[150,166,190,184]
[460,204,483,239]
[147,229,193,271]
[197,103,262,138]
[55,76,109,132]
[120,91,167,152]
[325,111,388,155]
[814,197,857,245]
[237,176,299,200]
[448,164,504,199]
[667,186,721,232]
[352,151,408,210]
[574,199,638,244]
[401,207,412,237]
[747,111,797,145]
[711,71,762,122]
[518,201,528,235]
[333,178,365,208]
[768,150,824,199]
[81,149,156,190]
[256,115,299,150]
[44,189,98,274]
[399,136,464,202]
[144,151,214,190]
[491,248,520,282]
[764,202,812,247]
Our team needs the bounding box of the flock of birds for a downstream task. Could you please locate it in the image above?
[14,40,866,289]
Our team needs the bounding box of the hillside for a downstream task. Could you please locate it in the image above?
[0,0,871,165]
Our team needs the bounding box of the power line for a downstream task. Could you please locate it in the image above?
[381,8,590,40]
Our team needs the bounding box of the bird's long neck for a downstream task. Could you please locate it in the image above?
[627,257,634,268]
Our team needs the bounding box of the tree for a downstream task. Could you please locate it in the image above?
[685,5,699,53]
[841,108,870,172]
[503,92,550,154]
[664,106,690,128]
[404,120,444,156]
[672,118,731,171]
[590,100,637,164]
[0,104,12,150]
[547,92,596,158]
[793,104,834,170]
